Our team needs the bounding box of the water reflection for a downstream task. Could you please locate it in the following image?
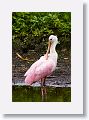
[41,87,47,102]
[12,86,71,102]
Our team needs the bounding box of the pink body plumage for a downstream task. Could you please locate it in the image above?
[24,56,56,85]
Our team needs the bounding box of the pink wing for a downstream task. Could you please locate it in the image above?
[35,60,55,77]
[24,58,44,76]
[25,58,56,85]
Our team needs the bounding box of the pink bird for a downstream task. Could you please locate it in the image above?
[24,35,58,86]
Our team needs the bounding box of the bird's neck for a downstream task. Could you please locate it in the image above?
[50,43,57,54]
[49,43,58,65]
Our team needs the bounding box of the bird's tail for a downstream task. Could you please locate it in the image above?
[25,73,35,85]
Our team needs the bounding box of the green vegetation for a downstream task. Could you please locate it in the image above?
[12,12,71,53]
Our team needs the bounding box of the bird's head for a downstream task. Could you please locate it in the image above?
[48,35,59,49]
[49,35,58,45]
[45,35,59,59]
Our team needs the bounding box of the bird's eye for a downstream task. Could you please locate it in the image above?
[50,39,52,40]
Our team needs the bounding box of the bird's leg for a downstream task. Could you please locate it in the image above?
[41,78,47,102]
[41,77,47,96]
[41,77,46,87]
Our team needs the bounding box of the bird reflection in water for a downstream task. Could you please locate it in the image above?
[40,77,47,102]
[41,86,47,102]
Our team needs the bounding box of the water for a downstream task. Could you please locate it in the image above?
[12,86,71,102]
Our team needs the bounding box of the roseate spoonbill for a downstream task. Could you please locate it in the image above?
[24,35,58,86]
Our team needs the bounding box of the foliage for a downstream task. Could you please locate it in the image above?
[12,12,71,53]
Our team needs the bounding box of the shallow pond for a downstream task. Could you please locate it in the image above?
[12,85,71,102]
